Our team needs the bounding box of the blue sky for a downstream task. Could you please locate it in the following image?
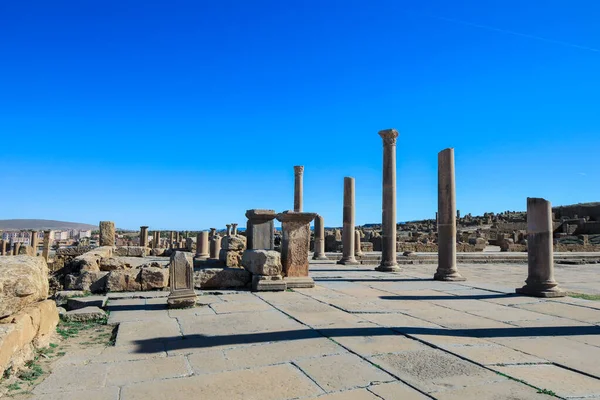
[1,1,598,230]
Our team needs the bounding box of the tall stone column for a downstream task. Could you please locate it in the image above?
[294,166,304,212]
[354,229,364,257]
[434,148,465,281]
[99,221,115,246]
[312,214,327,260]
[517,198,566,297]
[209,235,222,259]
[245,210,276,250]
[277,211,317,288]
[140,226,149,247]
[232,223,238,235]
[196,231,210,259]
[42,230,51,261]
[338,177,359,265]
[226,224,232,236]
[154,231,161,248]
[376,129,400,272]
[30,230,39,256]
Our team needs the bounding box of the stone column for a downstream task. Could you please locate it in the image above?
[517,198,566,297]
[1,240,6,256]
[376,129,400,272]
[14,242,21,255]
[312,214,327,260]
[338,177,358,265]
[277,211,317,288]
[196,231,210,259]
[154,231,161,248]
[294,166,304,212]
[140,226,149,247]
[209,235,222,259]
[209,228,217,239]
[42,230,51,261]
[354,229,364,257]
[232,223,238,235]
[99,221,115,246]
[226,224,232,236]
[30,230,39,256]
[169,231,175,248]
[434,148,465,281]
[245,209,276,250]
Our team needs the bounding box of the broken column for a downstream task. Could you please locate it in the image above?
[376,129,400,272]
[99,221,115,246]
[242,209,284,291]
[232,223,238,236]
[294,166,304,212]
[154,231,161,248]
[355,229,364,257]
[210,234,222,260]
[219,231,246,268]
[195,231,210,259]
[13,242,20,255]
[1,240,6,256]
[312,214,328,260]
[277,211,317,288]
[167,251,197,308]
[338,177,358,265]
[226,224,232,236]
[434,148,465,281]
[140,226,149,247]
[516,198,566,298]
[42,230,51,262]
[209,228,216,239]
[30,231,39,256]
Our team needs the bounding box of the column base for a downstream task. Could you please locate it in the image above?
[167,290,197,309]
[312,255,329,260]
[434,270,466,281]
[337,258,360,265]
[376,260,400,272]
[284,277,315,288]
[252,275,287,292]
[516,285,566,298]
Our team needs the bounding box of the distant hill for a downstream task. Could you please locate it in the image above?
[0,219,97,231]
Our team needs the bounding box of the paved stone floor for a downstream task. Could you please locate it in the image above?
[30,260,600,399]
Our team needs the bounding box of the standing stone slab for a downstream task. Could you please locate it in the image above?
[294,166,304,212]
[276,211,317,288]
[245,209,276,250]
[167,251,197,308]
[376,129,400,272]
[312,214,328,260]
[338,177,358,265]
[516,198,566,298]
[434,148,465,281]
[99,221,115,247]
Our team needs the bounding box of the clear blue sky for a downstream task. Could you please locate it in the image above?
[1,1,598,230]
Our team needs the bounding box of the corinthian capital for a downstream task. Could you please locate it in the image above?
[378,129,399,146]
[294,166,304,175]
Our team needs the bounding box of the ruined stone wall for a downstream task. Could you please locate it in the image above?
[396,243,484,252]
[554,203,600,221]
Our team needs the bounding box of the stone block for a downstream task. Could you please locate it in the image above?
[0,256,50,318]
[221,235,246,251]
[141,266,169,290]
[114,246,151,257]
[61,306,107,322]
[65,271,109,293]
[219,249,242,268]
[167,251,196,309]
[251,275,286,292]
[99,257,131,271]
[106,269,142,292]
[194,268,251,289]
[99,221,115,246]
[66,295,108,311]
[241,250,282,276]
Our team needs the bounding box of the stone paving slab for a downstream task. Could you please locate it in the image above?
[306,388,382,400]
[105,355,191,386]
[430,380,554,400]
[367,382,436,399]
[115,318,182,346]
[120,363,324,400]
[30,387,120,400]
[33,363,108,394]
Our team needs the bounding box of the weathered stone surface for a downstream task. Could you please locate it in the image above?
[53,290,87,306]
[194,268,251,289]
[0,300,59,372]
[0,256,49,318]
[55,246,94,257]
[168,251,196,308]
[99,257,131,271]
[241,250,282,276]
[72,246,114,273]
[276,211,316,278]
[61,306,107,322]
[106,269,142,292]
[66,296,108,311]
[140,267,169,290]
[245,209,276,250]
[252,275,286,292]
[17,245,35,256]
[65,271,109,293]
[221,235,246,251]
[114,246,151,257]
[151,248,166,256]
[99,221,115,246]
[218,249,242,268]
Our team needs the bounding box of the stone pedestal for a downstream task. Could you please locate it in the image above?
[167,251,197,308]
[277,211,317,288]
[246,209,276,250]
[210,235,222,259]
[517,198,566,298]
[434,148,465,281]
[294,166,304,212]
[338,177,359,265]
[196,231,210,259]
[242,249,286,291]
[354,230,364,257]
[312,214,328,260]
[376,129,400,272]
[42,230,51,261]
[140,226,149,247]
[99,221,115,246]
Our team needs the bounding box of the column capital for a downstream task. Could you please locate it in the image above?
[378,129,399,146]
[294,165,304,175]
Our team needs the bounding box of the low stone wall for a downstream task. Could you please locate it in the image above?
[554,244,600,252]
[396,243,484,252]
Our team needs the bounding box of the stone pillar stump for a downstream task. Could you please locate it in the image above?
[99,221,115,246]
[355,229,364,257]
[276,211,317,288]
[196,231,210,259]
[140,226,149,247]
[312,214,328,260]
[516,198,566,298]
[246,209,276,250]
[42,230,51,262]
